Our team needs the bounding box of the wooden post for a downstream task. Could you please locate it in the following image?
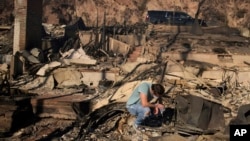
[11,0,43,78]
[13,0,43,55]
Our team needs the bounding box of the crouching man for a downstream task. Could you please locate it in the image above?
[126,82,165,129]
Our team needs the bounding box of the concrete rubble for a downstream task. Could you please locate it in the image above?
[0,20,250,141]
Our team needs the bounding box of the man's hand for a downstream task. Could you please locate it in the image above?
[154,106,159,115]
[156,103,164,110]
[154,104,164,115]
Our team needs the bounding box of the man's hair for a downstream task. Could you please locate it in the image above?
[151,84,165,96]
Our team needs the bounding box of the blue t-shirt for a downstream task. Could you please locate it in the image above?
[126,82,154,106]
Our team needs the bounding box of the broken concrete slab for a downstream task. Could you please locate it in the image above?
[113,34,146,46]
[44,75,55,90]
[53,68,83,88]
[163,53,250,67]
[60,48,75,58]
[79,31,100,46]
[109,37,130,55]
[201,69,250,87]
[30,48,41,57]
[69,47,87,59]
[66,58,96,65]
[36,61,61,76]
[48,61,61,68]
[167,71,192,81]
[61,48,97,65]
[239,27,250,38]
[120,62,157,74]
[36,64,49,76]
[79,68,118,87]
[0,63,8,72]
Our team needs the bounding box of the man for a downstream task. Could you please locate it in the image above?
[126,82,165,129]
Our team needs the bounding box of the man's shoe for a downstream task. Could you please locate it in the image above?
[133,123,138,130]
[132,123,145,141]
[133,123,145,132]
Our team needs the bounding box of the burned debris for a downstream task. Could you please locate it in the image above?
[0,2,250,141]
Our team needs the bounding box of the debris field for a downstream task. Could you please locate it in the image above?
[0,17,250,141]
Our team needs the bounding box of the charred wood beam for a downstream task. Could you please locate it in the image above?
[94,8,100,50]
[113,62,153,87]
[98,49,109,58]
[0,74,10,96]
[160,61,168,83]
[89,110,124,133]
[101,11,106,50]
[130,63,165,82]
[244,61,250,66]
[27,63,45,75]
[76,103,125,140]
[190,0,206,35]
[60,37,77,53]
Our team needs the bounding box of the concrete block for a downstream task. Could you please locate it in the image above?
[163,52,250,67]
[53,68,83,88]
[80,69,118,87]
[166,72,195,80]
[238,71,250,86]
[115,34,146,46]
[109,37,130,55]
[167,64,183,72]
[79,31,100,46]
[120,62,140,73]
[201,70,224,81]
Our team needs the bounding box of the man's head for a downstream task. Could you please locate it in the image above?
[151,84,165,98]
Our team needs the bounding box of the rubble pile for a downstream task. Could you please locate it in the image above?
[0,18,250,141]
[0,0,249,140]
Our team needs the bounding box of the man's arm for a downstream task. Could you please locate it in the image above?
[140,93,156,108]
[140,92,165,115]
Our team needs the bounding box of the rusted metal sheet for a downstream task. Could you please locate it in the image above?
[31,94,91,120]
[175,95,225,132]
[230,104,250,125]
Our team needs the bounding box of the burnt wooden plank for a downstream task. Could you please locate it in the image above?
[30,94,92,119]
